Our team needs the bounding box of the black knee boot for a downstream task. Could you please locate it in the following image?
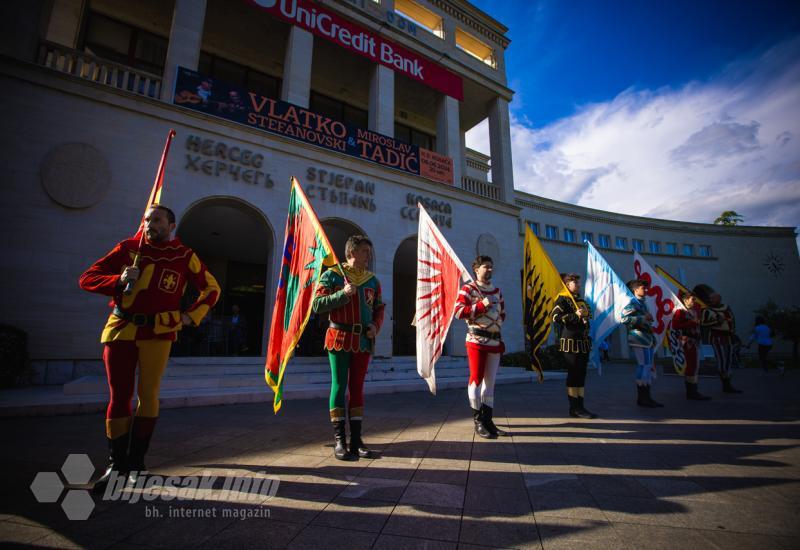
[686,381,711,401]
[472,408,494,439]
[333,420,356,461]
[637,385,659,408]
[92,435,129,494]
[646,385,664,407]
[480,405,508,436]
[127,432,153,485]
[722,377,742,394]
[577,397,598,418]
[349,419,374,458]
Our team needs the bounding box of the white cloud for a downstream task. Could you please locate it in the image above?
[466,37,800,229]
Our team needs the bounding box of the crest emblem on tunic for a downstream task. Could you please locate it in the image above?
[158,269,180,293]
[363,287,375,306]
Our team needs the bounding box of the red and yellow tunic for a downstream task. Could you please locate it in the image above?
[312,265,385,353]
[79,237,220,342]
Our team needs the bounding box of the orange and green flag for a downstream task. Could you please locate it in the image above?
[265,177,338,413]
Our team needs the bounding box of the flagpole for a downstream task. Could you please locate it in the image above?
[123,129,176,295]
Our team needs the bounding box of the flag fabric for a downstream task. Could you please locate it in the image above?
[632,252,684,349]
[655,264,702,375]
[415,204,472,394]
[522,225,575,381]
[655,265,707,308]
[133,129,176,239]
[265,177,338,413]
[584,242,635,372]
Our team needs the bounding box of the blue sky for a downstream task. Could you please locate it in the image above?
[465,0,800,229]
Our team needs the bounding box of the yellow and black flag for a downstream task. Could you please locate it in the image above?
[523,225,576,381]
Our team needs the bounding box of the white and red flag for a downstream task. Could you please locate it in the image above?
[632,251,684,350]
[415,204,472,394]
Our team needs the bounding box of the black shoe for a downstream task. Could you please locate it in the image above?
[637,385,659,408]
[577,397,598,418]
[686,382,712,401]
[349,419,374,458]
[722,378,742,394]
[472,408,495,439]
[333,420,357,461]
[480,405,509,436]
[92,435,129,494]
[645,385,664,407]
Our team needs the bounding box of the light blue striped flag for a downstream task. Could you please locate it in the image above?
[584,242,635,373]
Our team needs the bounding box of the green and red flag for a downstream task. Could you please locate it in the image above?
[265,177,338,413]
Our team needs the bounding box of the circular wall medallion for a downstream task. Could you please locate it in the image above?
[476,233,500,262]
[763,252,785,278]
[41,143,110,209]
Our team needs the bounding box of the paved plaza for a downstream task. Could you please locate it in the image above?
[1,364,799,549]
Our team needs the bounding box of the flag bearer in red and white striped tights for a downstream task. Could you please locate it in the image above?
[454,256,508,439]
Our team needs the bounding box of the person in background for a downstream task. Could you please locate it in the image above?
[746,316,773,374]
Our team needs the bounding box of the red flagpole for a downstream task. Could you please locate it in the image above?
[123,129,177,295]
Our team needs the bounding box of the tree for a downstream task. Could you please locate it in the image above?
[754,301,800,360]
[714,211,744,226]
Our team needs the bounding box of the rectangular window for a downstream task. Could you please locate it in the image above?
[529,222,540,236]
[395,122,436,151]
[199,52,281,99]
[649,240,661,254]
[683,244,694,256]
[666,243,677,255]
[699,245,711,257]
[615,237,627,250]
[455,28,497,68]
[632,239,644,252]
[564,229,576,243]
[545,225,558,240]
[598,234,610,248]
[311,92,368,128]
[394,0,443,38]
[581,231,593,244]
[83,11,167,75]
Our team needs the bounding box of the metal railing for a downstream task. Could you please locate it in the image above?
[36,41,162,99]
[462,176,501,200]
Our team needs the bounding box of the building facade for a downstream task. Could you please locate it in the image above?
[0,0,797,381]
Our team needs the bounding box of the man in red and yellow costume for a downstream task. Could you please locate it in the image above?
[79,205,219,490]
[312,235,384,461]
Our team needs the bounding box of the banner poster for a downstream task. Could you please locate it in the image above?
[174,67,454,186]
[246,0,464,101]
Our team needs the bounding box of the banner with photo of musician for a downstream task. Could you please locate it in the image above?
[173,67,453,186]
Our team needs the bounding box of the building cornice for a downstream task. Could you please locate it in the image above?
[430,0,511,48]
[515,190,797,238]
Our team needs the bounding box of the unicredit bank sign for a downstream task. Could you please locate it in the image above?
[249,0,464,100]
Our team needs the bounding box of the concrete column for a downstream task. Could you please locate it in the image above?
[436,94,462,186]
[281,26,313,108]
[160,0,207,101]
[488,96,515,202]
[369,64,394,136]
[442,16,456,46]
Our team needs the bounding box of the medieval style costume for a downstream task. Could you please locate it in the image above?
[622,290,663,407]
[551,290,597,418]
[313,263,384,460]
[79,236,219,490]
[693,284,742,393]
[671,292,711,400]
[454,280,507,438]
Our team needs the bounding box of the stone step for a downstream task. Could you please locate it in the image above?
[63,362,500,395]
[0,369,561,417]
[162,358,468,377]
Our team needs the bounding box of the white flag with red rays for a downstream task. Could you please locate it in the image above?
[415,204,472,395]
